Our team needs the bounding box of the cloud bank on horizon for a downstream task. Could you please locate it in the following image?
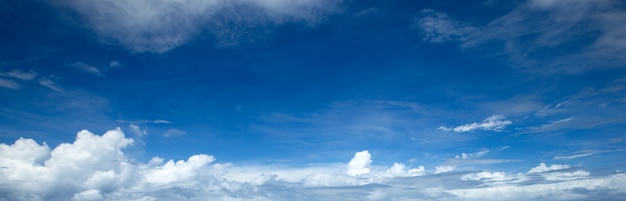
[1,128,625,201]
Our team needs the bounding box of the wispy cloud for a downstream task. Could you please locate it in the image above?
[414,0,626,72]
[256,100,442,146]
[38,77,63,92]
[163,128,186,137]
[55,0,342,52]
[0,69,39,90]
[117,119,171,124]
[413,9,478,43]
[109,60,120,68]
[128,124,147,137]
[1,69,37,80]
[553,150,614,160]
[447,149,519,166]
[439,114,512,132]
[529,117,574,131]
[0,78,20,89]
[69,62,105,76]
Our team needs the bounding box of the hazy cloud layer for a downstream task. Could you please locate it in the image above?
[2,128,624,200]
[54,0,342,52]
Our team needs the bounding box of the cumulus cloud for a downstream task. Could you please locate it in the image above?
[54,0,342,52]
[1,128,625,200]
[347,150,372,176]
[439,115,512,132]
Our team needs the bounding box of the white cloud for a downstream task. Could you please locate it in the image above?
[553,150,606,160]
[461,171,523,183]
[117,119,171,124]
[0,69,62,91]
[2,69,37,80]
[69,62,105,76]
[439,115,512,132]
[0,138,50,164]
[413,9,478,43]
[141,154,215,185]
[38,78,63,92]
[385,163,425,177]
[414,0,626,72]
[128,124,147,137]
[0,78,20,89]
[109,61,120,68]
[71,189,103,201]
[554,153,592,160]
[528,162,570,173]
[1,128,625,200]
[54,0,342,52]
[434,165,455,174]
[448,173,626,201]
[347,150,372,176]
[542,170,589,181]
[455,149,490,159]
[163,129,186,137]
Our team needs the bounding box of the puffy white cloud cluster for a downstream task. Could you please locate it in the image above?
[53,0,342,52]
[1,128,625,200]
[347,150,372,176]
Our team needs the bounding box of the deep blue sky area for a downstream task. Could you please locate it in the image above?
[1,0,626,200]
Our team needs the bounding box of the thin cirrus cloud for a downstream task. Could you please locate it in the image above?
[38,77,63,92]
[53,0,343,53]
[0,69,65,92]
[0,78,20,90]
[1,128,625,200]
[438,114,512,133]
[0,69,38,89]
[413,0,626,72]
[2,69,38,81]
[163,128,186,137]
[68,62,105,77]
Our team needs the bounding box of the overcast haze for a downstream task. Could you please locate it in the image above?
[1,0,626,200]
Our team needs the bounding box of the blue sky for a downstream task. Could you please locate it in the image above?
[1,0,626,200]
